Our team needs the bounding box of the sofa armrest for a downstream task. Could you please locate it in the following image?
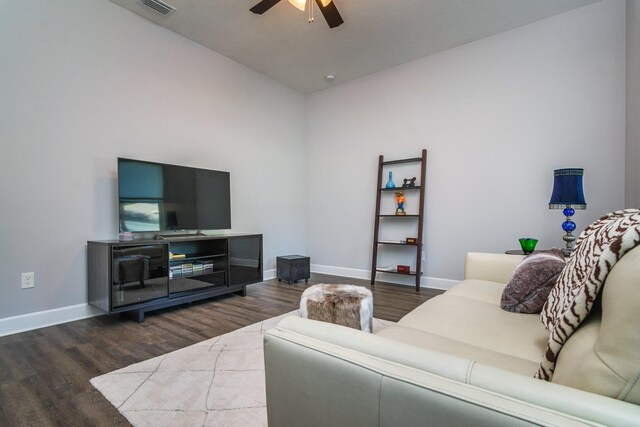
[264,317,640,427]
[464,252,524,283]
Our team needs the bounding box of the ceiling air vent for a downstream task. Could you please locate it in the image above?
[140,0,176,16]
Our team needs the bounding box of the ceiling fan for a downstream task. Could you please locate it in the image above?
[250,0,344,29]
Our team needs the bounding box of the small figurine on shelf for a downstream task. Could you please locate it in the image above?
[395,191,406,215]
[402,177,417,188]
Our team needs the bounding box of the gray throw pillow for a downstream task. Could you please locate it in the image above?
[501,249,566,314]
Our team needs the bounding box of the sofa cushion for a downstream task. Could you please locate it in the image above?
[464,252,524,283]
[537,209,640,381]
[397,293,548,362]
[551,312,625,395]
[553,246,640,404]
[501,249,565,314]
[444,279,505,305]
[376,325,538,376]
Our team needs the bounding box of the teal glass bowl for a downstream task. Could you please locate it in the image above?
[519,238,538,255]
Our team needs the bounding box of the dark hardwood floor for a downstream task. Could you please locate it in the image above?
[0,274,443,426]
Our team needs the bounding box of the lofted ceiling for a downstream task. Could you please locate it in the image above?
[107,0,600,93]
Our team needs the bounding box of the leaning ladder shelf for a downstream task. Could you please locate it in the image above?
[371,149,427,292]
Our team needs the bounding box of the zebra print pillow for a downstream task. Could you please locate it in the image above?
[536,209,640,381]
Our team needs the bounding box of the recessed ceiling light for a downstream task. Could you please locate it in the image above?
[325,74,335,82]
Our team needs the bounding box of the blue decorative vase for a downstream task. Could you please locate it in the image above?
[385,171,395,189]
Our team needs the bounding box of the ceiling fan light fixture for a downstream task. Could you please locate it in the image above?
[251,0,343,28]
[287,0,332,12]
[288,0,306,11]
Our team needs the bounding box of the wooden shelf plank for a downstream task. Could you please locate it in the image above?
[375,269,422,276]
[377,241,419,246]
[381,157,422,165]
[379,214,419,217]
[379,186,421,192]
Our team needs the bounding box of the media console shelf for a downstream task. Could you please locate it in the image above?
[88,233,263,322]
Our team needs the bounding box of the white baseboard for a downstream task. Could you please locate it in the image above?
[0,303,104,337]
[264,268,276,280]
[2,268,277,337]
[310,264,458,291]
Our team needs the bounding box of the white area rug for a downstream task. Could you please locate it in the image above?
[91,311,393,427]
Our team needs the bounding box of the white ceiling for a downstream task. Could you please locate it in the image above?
[107,0,600,93]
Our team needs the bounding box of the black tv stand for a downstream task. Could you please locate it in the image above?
[87,233,262,322]
[154,230,207,240]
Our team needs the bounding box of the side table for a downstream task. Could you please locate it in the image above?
[505,249,568,259]
[277,255,310,284]
[505,250,547,255]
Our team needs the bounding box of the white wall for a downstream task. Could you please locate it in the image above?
[0,0,629,328]
[307,0,626,284]
[0,0,307,320]
[628,0,640,208]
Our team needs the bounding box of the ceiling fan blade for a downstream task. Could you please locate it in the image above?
[250,0,282,15]
[314,0,344,28]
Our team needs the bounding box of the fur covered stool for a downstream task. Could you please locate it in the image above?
[299,284,373,333]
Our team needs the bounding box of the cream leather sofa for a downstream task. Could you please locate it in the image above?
[264,248,640,426]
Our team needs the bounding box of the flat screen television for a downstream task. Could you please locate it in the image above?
[118,158,231,232]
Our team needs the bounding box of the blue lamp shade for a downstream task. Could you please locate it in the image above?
[549,168,586,210]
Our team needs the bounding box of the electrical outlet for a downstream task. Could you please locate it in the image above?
[421,251,426,262]
[21,272,35,289]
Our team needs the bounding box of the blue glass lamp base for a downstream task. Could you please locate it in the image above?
[560,206,577,256]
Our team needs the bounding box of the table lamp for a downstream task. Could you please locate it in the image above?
[549,168,586,256]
